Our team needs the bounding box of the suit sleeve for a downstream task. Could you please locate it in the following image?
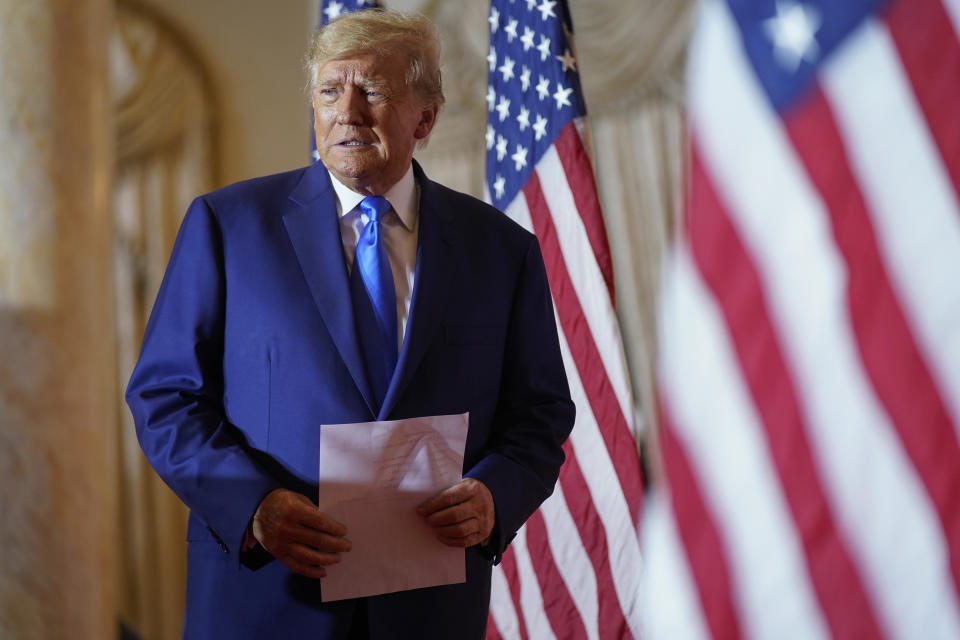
[464,236,576,561]
[125,197,282,564]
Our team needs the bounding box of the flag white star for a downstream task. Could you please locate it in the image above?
[486,86,497,111]
[525,0,537,10]
[553,82,573,109]
[496,95,511,122]
[556,48,577,72]
[499,56,516,82]
[520,26,536,51]
[537,0,557,21]
[487,46,497,72]
[323,1,343,21]
[511,144,529,171]
[533,114,548,141]
[496,135,509,161]
[535,75,551,100]
[356,0,374,5]
[505,18,519,42]
[489,7,500,33]
[537,35,552,62]
[763,0,821,71]
[517,106,531,131]
[493,174,506,199]
[486,124,496,150]
[519,66,531,92]
[312,148,321,161]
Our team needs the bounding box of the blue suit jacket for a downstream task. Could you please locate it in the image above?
[126,160,574,639]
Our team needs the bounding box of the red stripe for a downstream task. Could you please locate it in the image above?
[485,613,504,640]
[523,172,645,527]
[658,398,743,640]
[689,145,886,638]
[785,86,960,599]
[883,0,960,198]
[558,442,633,639]
[524,510,590,640]
[552,123,616,302]
[499,548,530,640]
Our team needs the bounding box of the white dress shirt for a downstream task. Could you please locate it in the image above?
[327,165,419,351]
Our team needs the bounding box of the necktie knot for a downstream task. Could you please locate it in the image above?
[359,195,391,224]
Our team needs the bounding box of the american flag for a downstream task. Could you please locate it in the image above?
[648,0,960,638]
[319,0,379,25]
[484,1,645,638]
[312,1,382,162]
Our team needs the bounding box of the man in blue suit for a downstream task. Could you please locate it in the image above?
[127,9,574,639]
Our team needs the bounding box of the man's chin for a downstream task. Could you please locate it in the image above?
[326,166,389,195]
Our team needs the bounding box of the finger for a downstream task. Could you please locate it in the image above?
[260,490,349,537]
[436,531,484,548]
[425,502,476,527]
[293,525,353,553]
[417,480,475,515]
[283,542,345,567]
[277,552,333,579]
[298,509,349,537]
[433,518,479,540]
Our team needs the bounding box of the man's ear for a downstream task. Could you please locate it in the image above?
[415,103,440,140]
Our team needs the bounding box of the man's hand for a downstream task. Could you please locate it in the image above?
[417,478,495,548]
[252,488,351,578]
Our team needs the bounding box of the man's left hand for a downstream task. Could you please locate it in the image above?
[417,478,495,548]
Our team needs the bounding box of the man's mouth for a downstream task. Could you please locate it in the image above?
[338,139,372,147]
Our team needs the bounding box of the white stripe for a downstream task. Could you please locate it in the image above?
[641,491,711,640]
[533,148,635,432]
[690,2,960,637]
[490,565,521,640]
[538,485,600,640]
[504,189,534,234]
[822,18,960,436]
[556,314,644,639]
[942,0,960,44]
[659,244,830,640]
[512,526,558,640]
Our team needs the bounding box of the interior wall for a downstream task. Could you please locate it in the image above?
[137,0,317,185]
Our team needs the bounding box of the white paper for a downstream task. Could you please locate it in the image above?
[317,412,469,601]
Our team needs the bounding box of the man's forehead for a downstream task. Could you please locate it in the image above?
[316,53,405,85]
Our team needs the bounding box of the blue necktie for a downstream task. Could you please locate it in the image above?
[352,195,398,405]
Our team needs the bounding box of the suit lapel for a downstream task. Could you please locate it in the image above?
[380,165,457,419]
[283,163,378,416]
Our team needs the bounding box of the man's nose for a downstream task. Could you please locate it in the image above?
[336,87,367,125]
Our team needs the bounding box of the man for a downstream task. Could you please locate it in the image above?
[127,9,574,639]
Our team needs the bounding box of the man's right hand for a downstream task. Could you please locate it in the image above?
[251,488,351,578]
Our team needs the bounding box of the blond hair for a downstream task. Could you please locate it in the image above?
[305,9,445,109]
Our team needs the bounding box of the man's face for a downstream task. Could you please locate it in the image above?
[312,52,438,195]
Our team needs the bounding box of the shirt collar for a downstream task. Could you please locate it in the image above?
[326,164,418,231]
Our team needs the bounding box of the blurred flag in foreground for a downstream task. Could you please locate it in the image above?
[484,0,645,638]
[312,1,382,161]
[648,0,960,638]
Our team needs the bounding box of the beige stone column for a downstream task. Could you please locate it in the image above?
[0,0,116,637]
